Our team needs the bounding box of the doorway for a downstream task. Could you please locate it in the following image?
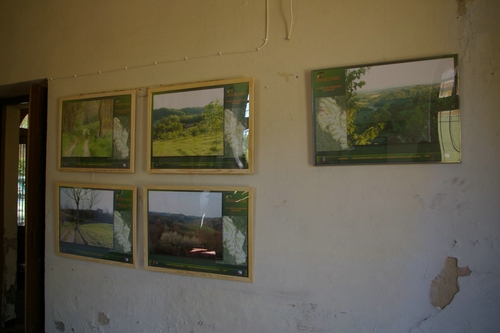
[1,82,47,332]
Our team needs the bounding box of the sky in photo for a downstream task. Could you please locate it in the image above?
[148,190,222,218]
[351,57,455,92]
[153,87,224,109]
[59,188,114,213]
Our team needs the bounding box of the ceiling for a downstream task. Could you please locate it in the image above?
[0,79,47,99]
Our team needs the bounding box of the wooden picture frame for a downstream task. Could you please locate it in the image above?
[56,183,137,268]
[312,55,460,165]
[147,78,254,174]
[144,185,253,282]
[58,90,136,173]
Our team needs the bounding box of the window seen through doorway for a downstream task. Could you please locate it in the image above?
[17,114,28,226]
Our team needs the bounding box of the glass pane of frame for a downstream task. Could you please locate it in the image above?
[58,90,136,173]
[144,185,253,282]
[56,183,137,268]
[312,55,460,165]
[147,78,254,174]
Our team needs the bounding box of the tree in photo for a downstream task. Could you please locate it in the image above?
[62,187,91,227]
[62,101,80,134]
[345,67,386,145]
[86,189,101,220]
[203,99,224,141]
[98,99,113,138]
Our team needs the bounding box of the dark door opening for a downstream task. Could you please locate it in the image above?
[1,82,47,332]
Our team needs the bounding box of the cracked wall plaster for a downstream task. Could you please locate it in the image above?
[430,257,472,309]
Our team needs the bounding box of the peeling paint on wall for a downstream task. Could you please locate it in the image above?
[430,257,471,309]
[55,320,66,332]
[457,0,474,16]
[2,229,18,324]
[98,311,110,326]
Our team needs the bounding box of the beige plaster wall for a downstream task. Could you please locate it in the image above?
[1,0,499,332]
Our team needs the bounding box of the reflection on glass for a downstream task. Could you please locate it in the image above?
[438,110,461,162]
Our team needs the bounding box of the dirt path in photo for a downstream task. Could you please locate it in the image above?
[64,139,79,157]
[60,228,75,243]
[83,137,91,157]
[75,227,89,245]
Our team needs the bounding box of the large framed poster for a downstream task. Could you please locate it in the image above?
[58,90,136,173]
[144,185,253,282]
[56,183,137,268]
[312,55,460,165]
[147,78,254,174]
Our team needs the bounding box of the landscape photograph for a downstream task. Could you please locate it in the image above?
[61,98,114,158]
[151,87,225,157]
[59,187,115,249]
[147,190,223,260]
[316,57,457,152]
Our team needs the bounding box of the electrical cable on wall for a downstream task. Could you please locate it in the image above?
[49,0,270,81]
[286,0,294,40]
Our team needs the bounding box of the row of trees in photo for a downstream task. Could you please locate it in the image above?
[152,100,223,142]
[148,212,223,260]
[346,68,456,145]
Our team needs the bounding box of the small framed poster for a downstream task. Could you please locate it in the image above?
[147,77,254,174]
[144,185,253,282]
[56,183,137,267]
[312,55,460,165]
[58,90,136,173]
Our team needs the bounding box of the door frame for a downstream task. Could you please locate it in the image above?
[0,93,30,330]
[0,81,47,332]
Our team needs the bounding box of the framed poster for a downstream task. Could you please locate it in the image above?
[56,183,137,267]
[144,185,253,282]
[147,77,254,174]
[58,90,136,173]
[312,55,460,165]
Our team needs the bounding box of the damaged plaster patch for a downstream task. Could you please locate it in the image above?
[457,0,473,16]
[98,311,110,326]
[430,257,471,309]
[2,284,16,321]
[3,238,18,310]
[278,72,297,82]
[295,302,338,332]
[55,320,66,332]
